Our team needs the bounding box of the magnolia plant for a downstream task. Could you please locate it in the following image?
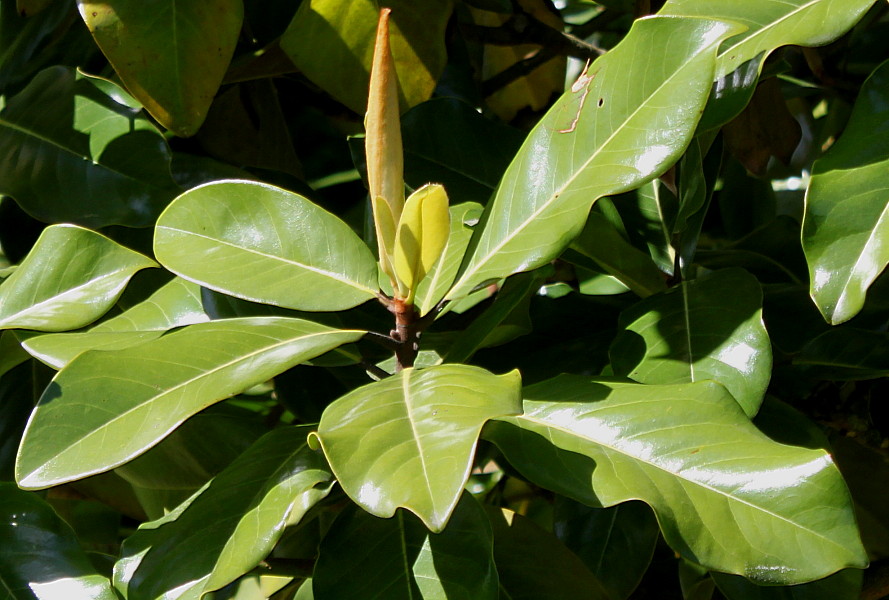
[0,1,887,599]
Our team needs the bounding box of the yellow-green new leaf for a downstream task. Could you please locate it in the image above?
[372,194,398,285]
[394,184,450,301]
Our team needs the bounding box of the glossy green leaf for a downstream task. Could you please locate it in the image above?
[78,0,243,137]
[155,180,379,311]
[317,364,522,531]
[445,16,740,301]
[553,498,657,600]
[570,210,667,298]
[414,202,482,317]
[115,426,333,600]
[485,376,867,583]
[313,492,497,600]
[401,98,526,205]
[0,66,178,227]
[802,58,889,324]
[610,268,772,417]
[712,568,863,600]
[280,0,453,114]
[0,483,118,600]
[15,317,364,489]
[793,327,889,380]
[488,506,611,600]
[0,225,157,332]
[20,277,208,369]
[394,183,450,301]
[660,0,878,129]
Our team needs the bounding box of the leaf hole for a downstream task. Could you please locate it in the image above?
[598,98,604,107]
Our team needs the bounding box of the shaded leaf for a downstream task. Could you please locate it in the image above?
[0,362,37,481]
[570,210,667,298]
[78,0,244,137]
[610,268,772,417]
[446,17,740,300]
[553,498,657,600]
[155,180,379,311]
[280,0,453,114]
[802,58,889,324]
[313,493,497,600]
[21,277,208,369]
[15,317,364,489]
[0,224,157,332]
[794,327,889,380]
[0,483,117,600]
[488,506,610,600]
[196,80,302,178]
[712,568,862,600]
[485,376,867,583]
[402,98,526,205]
[114,404,266,518]
[0,66,178,227]
[679,560,715,600]
[317,364,522,531]
[115,426,333,600]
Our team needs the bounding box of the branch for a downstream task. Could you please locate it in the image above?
[462,13,604,62]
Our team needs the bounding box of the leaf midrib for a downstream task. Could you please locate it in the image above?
[157,225,378,297]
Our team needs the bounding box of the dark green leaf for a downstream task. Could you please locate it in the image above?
[0,67,178,227]
[402,98,525,205]
[553,498,657,600]
[712,568,862,600]
[313,493,497,600]
[0,483,117,600]
[794,327,889,380]
[488,506,610,600]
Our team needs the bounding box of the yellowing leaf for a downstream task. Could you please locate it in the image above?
[394,184,450,301]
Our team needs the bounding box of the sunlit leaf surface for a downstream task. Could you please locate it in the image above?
[485,376,867,583]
